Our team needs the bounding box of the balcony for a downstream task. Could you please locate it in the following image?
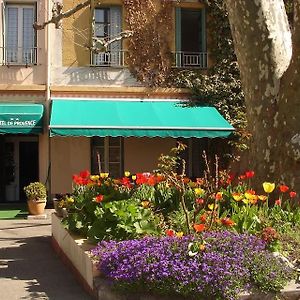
[0,47,37,66]
[90,50,208,69]
[90,50,127,67]
[173,51,208,69]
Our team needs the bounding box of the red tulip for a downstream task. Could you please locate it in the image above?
[279,185,289,193]
[245,171,255,178]
[166,229,175,237]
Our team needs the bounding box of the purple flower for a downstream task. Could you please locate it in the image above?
[91,231,294,300]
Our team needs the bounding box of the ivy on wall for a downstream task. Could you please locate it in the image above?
[170,0,248,159]
[123,0,173,86]
[122,0,247,159]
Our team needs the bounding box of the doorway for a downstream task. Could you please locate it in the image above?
[1,136,39,203]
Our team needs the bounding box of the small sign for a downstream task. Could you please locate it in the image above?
[0,118,37,128]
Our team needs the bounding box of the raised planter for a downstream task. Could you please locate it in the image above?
[51,213,98,297]
[51,214,300,300]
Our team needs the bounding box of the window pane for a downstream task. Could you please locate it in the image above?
[6,7,18,47]
[95,24,105,37]
[109,137,121,146]
[95,9,105,22]
[92,137,104,146]
[23,8,34,48]
[109,147,120,162]
[181,9,201,52]
[23,7,35,63]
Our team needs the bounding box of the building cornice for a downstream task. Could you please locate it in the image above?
[50,86,192,99]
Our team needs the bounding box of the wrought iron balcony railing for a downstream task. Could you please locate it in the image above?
[90,50,208,69]
[0,47,37,65]
[173,51,208,69]
[90,50,127,67]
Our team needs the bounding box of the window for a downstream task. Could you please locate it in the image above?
[92,6,123,66]
[3,3,37,65]
[91,137,123,178]
[175,7,207,68]
[177,138,230,179]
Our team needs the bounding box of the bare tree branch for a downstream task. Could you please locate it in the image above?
[33,0,91,30]
[89,30,134,52]
[33,0,133,52]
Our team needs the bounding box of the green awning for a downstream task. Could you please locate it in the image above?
[0,103,44,134]
[49,99,234,138]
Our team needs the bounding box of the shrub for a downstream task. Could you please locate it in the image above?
[23,182,47,200]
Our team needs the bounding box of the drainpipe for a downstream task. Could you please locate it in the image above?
[45,0,51,201]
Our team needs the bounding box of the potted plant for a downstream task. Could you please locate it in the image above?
[24,182,47,215]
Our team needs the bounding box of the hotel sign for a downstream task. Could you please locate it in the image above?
[0,118,38,127]
[0,104,44,134]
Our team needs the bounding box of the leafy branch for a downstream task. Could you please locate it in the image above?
[157,142,191,234]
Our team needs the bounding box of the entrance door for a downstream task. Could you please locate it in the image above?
[0,136,5,202]
[3,137,38,203]
[19,142,39,202]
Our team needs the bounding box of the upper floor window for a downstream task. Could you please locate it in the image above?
[175,7,207,69]
[2,3,37,65]
[91,6,124,67]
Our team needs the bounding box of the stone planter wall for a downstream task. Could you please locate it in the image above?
[51,213,300,300]
[51,213,98,297]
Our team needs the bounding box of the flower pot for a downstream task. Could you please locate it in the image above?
[27,198,47,215]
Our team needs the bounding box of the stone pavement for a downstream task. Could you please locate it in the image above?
[0,209,93,300]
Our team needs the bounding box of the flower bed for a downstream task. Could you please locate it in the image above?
[52,216,300,300]
[56,145,300,300]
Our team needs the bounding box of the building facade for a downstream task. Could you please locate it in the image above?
[0,0,233,202]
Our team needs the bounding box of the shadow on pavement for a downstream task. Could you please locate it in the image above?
[0,231,93,299]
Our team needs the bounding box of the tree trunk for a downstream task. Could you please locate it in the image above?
[225,0,292,189]
[277,2,300,189]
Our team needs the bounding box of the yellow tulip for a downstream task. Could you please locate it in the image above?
[208,203,218,210]
[263,182,275,193]
[194,188,205,196]
[124,171,131,177]
[132,175,137,181]
[90,175,99,181]
[258,195,267,201]
[100,173,106,178]
[232,193,243,201]
[249,195,258,204]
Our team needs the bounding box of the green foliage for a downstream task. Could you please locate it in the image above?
[23,182,47,200]
[87,199,162,243]
[247,252,295,293]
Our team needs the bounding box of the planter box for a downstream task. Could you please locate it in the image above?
[51,213,99,297]
[51,214,300,300]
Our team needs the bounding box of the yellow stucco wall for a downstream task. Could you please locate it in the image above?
[50,136,176,193]
[124,137,176,173]
[62,0,205,67]
[50,137,90,194]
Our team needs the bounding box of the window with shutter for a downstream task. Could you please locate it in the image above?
[92,6,123,67]
[3,3,37,65]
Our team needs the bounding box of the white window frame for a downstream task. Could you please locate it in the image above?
[91,6,124,67]
[3,3,37,65]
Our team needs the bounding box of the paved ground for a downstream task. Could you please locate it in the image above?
[0,209,93,300]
